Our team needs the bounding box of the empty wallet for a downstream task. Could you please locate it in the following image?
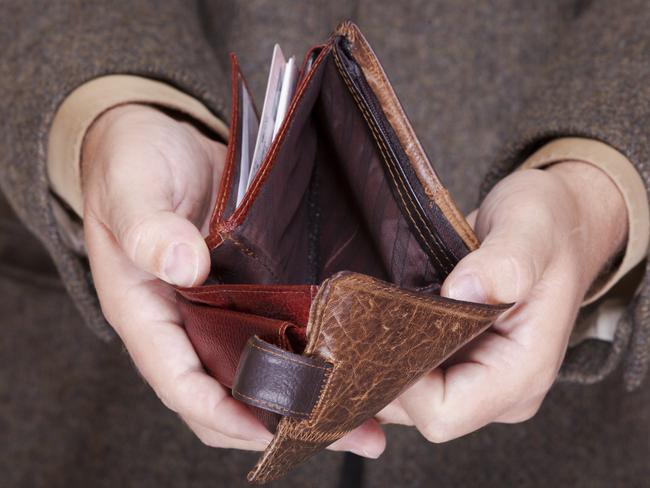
[176,21,509,484]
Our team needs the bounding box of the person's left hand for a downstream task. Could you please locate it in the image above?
[375,161,627,441]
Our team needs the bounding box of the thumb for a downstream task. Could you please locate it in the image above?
[109,208,211,287]
[441,212,553,305]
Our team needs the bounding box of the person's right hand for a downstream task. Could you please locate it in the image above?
[81,104,385,457]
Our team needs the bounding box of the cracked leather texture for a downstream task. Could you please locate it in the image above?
[247,272,509,483]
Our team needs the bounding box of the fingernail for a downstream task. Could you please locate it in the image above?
[162,243,198,286]
[447,274,486,303]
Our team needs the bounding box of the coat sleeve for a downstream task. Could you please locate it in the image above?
[0,0,230,339]
[480,0,650,390]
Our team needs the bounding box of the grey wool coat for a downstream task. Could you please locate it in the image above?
[1,1,649,487]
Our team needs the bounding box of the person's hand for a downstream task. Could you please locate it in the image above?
[376,161,627,441]
[81,104,385,457]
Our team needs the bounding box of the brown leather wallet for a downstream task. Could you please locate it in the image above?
[177,21,509,484]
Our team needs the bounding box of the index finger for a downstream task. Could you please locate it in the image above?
[86,218,272,443]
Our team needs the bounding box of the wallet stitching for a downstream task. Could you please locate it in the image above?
[341,275,506,317]
[369,112,458,268]
[307,362,335,426]
[332,46,453,270]
[227,235,280,283]
[308,365,337,425]
[355,33,440,189]
[278,322,288,350]
[303,283,340,424]
[304,278,332,356]
[332,49,454,273]
[233,390,310,417]
[182,289,312,297]
[355,89,454,271]
[354,30,484,257]
[211,59,241,237]
[434,191,480,251]
[371,117,456,271]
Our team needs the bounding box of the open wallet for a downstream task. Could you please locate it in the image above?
[176,21,510,484]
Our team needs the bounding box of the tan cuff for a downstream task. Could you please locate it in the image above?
[47,75,229,217]
[519,137,650,305]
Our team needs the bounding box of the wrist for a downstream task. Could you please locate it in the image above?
[548,160,627,288]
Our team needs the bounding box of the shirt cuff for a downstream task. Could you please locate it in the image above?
[519,137,650,305]
[47,75,229,217]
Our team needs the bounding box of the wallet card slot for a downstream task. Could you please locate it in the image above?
[313,58,434,287]
[177,282,315,327]
[209,47,333,285]
[208,55,247,247]
[178,299,306,387]
[332,37,466,277]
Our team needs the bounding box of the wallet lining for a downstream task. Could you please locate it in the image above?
[209,41,467,292]
[333,39,469,271]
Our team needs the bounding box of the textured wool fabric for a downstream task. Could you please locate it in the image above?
[47,74,230,217]
[1,1,649,486]
[1,193,647,487]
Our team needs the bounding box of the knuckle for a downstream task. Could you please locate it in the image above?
[420,421,454,444]
[155,386,179,414]
[500,249,538,299]
[118,214,167,272]
[95,297,130,336]
[186,423,221,448]
[195,431,217,448]
[177,376,217,413]
[505,400,544,424]
[527,364,557,397]
[521,401,543,421]
[119,214,149,258]
[536,370,557,394]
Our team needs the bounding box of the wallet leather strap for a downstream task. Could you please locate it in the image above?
[233,336,331,419]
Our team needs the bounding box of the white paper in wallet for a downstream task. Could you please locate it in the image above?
[236,44,298,206]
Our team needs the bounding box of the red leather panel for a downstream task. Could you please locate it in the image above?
[178,284,316,326]
[177,284,316,388]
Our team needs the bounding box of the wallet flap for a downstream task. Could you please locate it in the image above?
[246,272,509,483]
[334,21,479,251]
